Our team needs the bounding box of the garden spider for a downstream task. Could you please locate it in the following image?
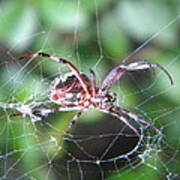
[1,52,173,136]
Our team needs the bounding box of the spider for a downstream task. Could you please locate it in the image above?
[2,52,173,136]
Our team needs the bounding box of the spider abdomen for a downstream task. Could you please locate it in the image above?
[48,72,91,107]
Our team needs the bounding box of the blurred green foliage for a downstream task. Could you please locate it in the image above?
[0,0,179,180]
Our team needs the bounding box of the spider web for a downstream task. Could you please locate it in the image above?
[0,1,180,180]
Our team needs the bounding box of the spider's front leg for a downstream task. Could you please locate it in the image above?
[19,52,90,95]
[101,60,173,91]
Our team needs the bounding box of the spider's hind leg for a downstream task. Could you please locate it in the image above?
[100,105,151,137]
[100,106,140,136]
[120,108,150,127]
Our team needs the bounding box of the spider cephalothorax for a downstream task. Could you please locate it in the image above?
[13,52,173,135]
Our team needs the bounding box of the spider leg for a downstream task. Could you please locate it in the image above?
[0,101,82,119]
[101,60,173,91]
[89,69,96,97]
[19,52,90,95]
[32,106,83,117]
[33,107,85,133]
[66,110,84,133]
[99,105,147,136]
[120,108,150,126]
